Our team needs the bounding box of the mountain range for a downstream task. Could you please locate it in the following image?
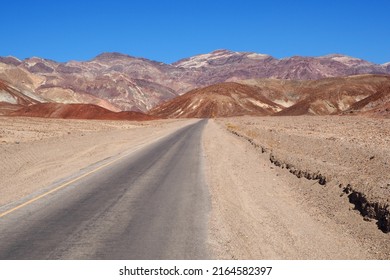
[149,75,390,118]
[0,50,390,118]
[1,50,389,116]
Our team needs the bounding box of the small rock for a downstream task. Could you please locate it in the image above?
[363,216,372,222]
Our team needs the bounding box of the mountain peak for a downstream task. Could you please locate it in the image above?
[0,56,22,66]
[94,52,133,60]
[211,49,233,54]
[24,56,57,62]
[173,49,271,68]
[321,53,369,61]
[323,53,352,58]
[3,55,21,62]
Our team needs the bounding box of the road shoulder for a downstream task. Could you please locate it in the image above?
[203,119,384,259]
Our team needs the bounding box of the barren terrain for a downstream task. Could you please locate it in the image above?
[150,75,390,118]
[0,117,191,206]
[204,117,390,259]
[2,50,390,113]
[1,116,389,259]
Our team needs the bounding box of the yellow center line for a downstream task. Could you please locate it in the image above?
[0,121,195,219]
[0,145,143,219]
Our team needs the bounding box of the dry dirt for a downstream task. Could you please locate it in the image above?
[203,117,390,259]
[1,116,389,260]
[8,103,157,121]
[0,116,192,207]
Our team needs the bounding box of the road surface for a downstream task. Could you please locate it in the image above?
[0,119,209,259]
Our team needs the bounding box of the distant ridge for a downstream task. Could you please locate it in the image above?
[1,50,389,113]
[149,75,390,118]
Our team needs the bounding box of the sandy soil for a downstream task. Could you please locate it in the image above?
[2,115,389,260]
[203,117,390,259]
[0,116,192,207]
[221,116,390,231]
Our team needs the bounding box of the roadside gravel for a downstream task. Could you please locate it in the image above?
[204,118,390,259]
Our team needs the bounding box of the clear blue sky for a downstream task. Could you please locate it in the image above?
[1,0,389,64]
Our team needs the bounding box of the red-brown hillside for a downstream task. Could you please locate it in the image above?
[9,103,157,121]
[149,82,282,118]
[273,75,390,116]
[0,79,45,115]
[149,75,390,118]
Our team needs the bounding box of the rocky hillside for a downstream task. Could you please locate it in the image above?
[271,75,390,116]
[0,79,45,115]
[150,75,390,118]
[174,50,389,83]
[149,82,282,118]
[1,50,389,113]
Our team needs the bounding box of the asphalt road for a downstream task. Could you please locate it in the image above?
[0,119,209,259]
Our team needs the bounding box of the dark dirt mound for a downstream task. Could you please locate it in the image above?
[9,103,157,121]
[149,82,282,118]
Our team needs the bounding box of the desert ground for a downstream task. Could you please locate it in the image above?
[205,116,390,259]
[1,115,389,259]
[0,116,191,207]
